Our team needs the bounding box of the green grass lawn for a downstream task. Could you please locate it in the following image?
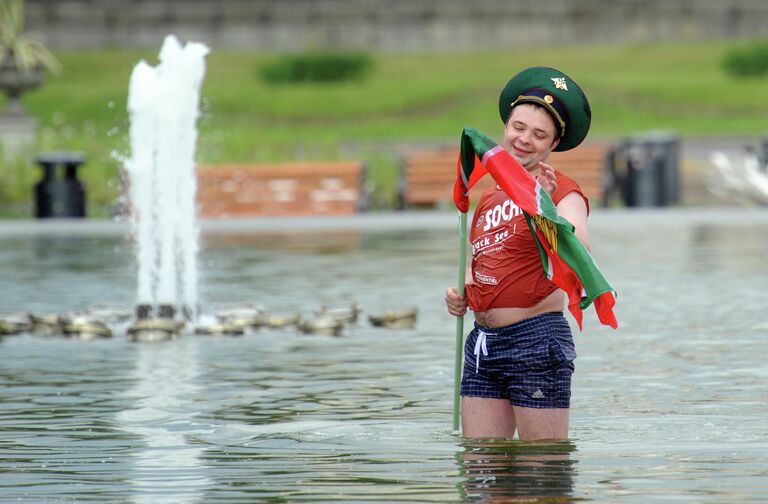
[2,39,767,216]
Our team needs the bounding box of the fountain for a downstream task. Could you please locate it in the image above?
[709,150,768,205]
[0,35,418,342]
[123,35,209,340]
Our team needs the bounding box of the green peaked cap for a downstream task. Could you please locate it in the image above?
[498,66,591,152]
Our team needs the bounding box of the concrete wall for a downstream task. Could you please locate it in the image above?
[24,0,768,51]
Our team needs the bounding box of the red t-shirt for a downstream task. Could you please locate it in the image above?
[465,171,588,312]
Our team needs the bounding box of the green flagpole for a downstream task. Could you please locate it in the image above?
[453,210,468,432]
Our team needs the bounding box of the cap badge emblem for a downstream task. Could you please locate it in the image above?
[551,77,568,91]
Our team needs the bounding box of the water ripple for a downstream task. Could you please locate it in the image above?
[1,219,768,502]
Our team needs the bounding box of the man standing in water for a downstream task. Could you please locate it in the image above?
[445,67,593,440]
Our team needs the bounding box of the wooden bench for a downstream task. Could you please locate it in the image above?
[399,144,610,208]
[398,150,494,208]
[197,161,368,217]
[549,144,609,203]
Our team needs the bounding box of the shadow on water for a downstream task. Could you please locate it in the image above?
[457,439,579,503]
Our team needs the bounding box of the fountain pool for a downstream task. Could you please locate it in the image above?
[1,208,767,503]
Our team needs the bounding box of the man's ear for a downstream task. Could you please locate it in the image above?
[551,137,561,150]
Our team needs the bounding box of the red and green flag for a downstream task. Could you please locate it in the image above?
[453,126,618,330]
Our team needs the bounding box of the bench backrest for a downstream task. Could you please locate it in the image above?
[548,144,608,203]
[399,150,494,208]
[400,144,609,208]
[197,162,367,217]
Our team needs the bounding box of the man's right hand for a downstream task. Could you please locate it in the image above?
[445,287,468,317]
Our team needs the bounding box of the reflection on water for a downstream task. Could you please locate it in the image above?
[1,210,768,502]
[117,340,213,504]
[459,440,577,502]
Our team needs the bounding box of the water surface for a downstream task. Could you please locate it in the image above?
[1,209,767,503]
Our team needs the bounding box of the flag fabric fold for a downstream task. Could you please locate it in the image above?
[453,126,618,330]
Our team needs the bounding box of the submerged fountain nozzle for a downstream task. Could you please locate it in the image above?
[135,304,153,320]
[127,303,185,342]
[135,303,178,321]
[158,304,176,319]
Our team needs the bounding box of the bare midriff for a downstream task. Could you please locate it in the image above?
[473,289,566,328]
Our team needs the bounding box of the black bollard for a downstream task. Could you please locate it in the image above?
[34,151,87,218]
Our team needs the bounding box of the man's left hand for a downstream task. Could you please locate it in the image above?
[536,162,557,194]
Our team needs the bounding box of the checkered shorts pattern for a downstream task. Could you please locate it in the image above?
[460,311,576,409]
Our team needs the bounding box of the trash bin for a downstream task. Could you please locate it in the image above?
[34,151,87,218]
[605,133,680,207]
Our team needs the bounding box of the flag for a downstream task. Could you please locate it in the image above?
[453,126,618,330]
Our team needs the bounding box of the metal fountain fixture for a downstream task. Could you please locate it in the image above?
[127,304,185,343]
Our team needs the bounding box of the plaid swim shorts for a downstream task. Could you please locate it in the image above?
[460,311,576,409]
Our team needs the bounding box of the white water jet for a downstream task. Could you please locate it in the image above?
[710,151,768,205]
[124,35,209,320]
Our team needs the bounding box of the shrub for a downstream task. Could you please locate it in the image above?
[722,39,768,77]
[259,51,373,84]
